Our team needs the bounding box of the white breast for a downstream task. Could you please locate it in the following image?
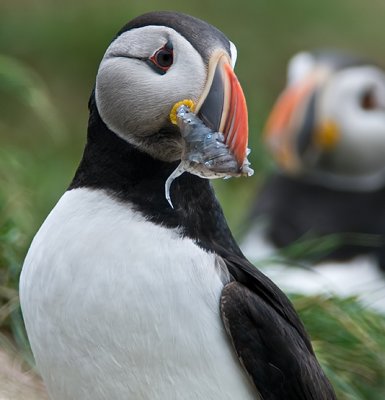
[20,188,257,400]
[242,226,385,313]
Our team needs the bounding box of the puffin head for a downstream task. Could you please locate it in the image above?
[94,11,247,165]
[264,50,385,190]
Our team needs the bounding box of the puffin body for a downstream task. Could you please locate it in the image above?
[20,13,335,399]
[242,50,385,311]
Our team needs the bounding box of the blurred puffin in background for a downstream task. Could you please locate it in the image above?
[19,12,335,400]
[242,50,385,312]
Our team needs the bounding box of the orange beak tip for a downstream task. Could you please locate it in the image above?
[221,64,249,172]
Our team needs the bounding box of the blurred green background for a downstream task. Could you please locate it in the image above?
[1,0,385,399]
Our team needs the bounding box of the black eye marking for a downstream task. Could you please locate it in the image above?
[147,40,174,75]
[360,88,377,110]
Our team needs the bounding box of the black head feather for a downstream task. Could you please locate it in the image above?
[116,11,231,63]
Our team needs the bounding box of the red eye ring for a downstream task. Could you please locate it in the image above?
[148,41,173,75]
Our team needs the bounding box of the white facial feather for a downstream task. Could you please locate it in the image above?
[318,66,385,175]
[95,26,206,150]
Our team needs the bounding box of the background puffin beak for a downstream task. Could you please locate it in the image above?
[263,72,321,172]
[197,54,249,169]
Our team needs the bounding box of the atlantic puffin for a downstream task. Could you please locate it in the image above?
[20,13,335,399]
[242,50,385,311]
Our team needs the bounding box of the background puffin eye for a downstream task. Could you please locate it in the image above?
[360,88,377,110]
[148,41,174,75]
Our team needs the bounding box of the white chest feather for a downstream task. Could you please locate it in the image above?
[20,189,257,400]
[242,226,385,313]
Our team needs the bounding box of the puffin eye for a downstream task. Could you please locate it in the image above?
[148,41,174,75]
[360,88,377,110]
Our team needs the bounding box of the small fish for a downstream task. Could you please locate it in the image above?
[165,105,253,208]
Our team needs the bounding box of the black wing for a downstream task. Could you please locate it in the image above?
[216,246,336,400]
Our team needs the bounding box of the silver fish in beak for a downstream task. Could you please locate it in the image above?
[165,105,253,208]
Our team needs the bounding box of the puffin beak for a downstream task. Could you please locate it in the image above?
[264,70,327,172]
[196,52,248,170]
